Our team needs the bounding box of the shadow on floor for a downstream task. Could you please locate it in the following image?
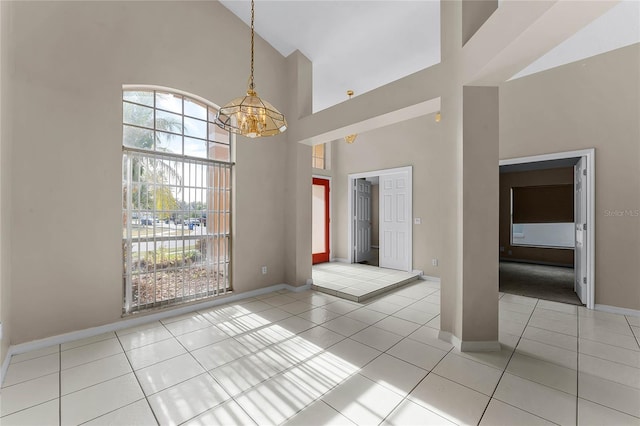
[499,261,582,306]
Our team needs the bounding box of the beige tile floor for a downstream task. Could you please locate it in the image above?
[2,280,640,426]
[312,263,422,302]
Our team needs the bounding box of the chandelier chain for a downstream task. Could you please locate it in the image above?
[249,0,255,91]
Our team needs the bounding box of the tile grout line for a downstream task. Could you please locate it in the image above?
[58,344,61,426]
[477,298,541,425]
[319,286,445,424]
[159,320,261,426]
[237,288,433,423]
[624,315,640,349]
[378,343,455,425]
[156,302,361,424]
[113,332,160,426]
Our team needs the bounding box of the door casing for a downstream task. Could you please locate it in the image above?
[500,149,595,309]
[347,166,413,272]
[312,177,331,264]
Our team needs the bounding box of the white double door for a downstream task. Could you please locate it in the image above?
[352,169,411,271]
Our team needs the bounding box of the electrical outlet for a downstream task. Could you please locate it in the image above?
[414,217,422,225]
[261,266,267,275]
[500,246,505,252]
[432,258,438,267]
[508,250,512,256]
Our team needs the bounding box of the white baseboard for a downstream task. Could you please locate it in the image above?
[421,275,441,283]
[438,330,501,352]
[1,282,306,385]
[331,258,349,263]
[1,347,11,386]
[411,269,424,276]
[595,304,640,318]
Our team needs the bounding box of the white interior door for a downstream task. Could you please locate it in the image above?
[354,179,372,263]
[574,157,587,304]
[380,172,410,271]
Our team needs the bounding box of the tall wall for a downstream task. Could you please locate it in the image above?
[0,0,12,366]
[500,44,640,310]
[331,114,444,276]
[500,168,574,265]
[5,1,290,344]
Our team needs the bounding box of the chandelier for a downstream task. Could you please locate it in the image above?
[214,0,287,138]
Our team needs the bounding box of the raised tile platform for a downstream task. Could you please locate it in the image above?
[311,262,422,302]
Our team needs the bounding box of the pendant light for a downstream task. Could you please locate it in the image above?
[344,90,357,144]
[214,0,287,138]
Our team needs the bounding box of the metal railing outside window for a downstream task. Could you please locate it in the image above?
[122,89,232,314]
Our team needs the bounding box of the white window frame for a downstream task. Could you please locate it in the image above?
[122,85,234,314]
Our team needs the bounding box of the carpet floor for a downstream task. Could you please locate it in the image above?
[499,261,582,306]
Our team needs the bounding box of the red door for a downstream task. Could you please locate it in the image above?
[312,178,330,264]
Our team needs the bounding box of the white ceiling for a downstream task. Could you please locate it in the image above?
[219,0,639,112]
[219,0,440,112]
[512,0,640,80]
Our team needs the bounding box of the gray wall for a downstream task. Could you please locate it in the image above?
[500,44,640,310]
[4,1,290,344]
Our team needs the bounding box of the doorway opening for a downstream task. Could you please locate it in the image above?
[312,177,330,264]
[499,149,595,309]
[348,166,413,272]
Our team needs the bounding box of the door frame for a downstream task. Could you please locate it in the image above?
[347,166,413,272]
[500,149,595,309]
[312,175,332,264]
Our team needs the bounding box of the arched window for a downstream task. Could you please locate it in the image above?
[122,87,232,313]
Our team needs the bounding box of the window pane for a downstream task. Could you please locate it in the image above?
[184,117,207,139]
[156,92,182,114]
[123,91,154,107]
[156,131,182,155]
[123,102,154,128]
[209,142,230,162]
[185,137,207,158]
[123,125,154,149]
[209,122,230,144]
[184,98,207,120]
[312,143,325,169]
[156,110,183,133]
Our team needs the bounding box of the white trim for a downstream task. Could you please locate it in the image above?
[312,175,332,264]
[421,275,441,283]
[1,282,309,385]
[347,166,413,272]
[122,84,222,110]
[438,331,501,352]
[1,348,11,386]
[331,258,349,263]
[595,304,640,318]
[411,269,424,277]
[500,149,596,310]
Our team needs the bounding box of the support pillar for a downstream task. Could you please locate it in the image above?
[439,1,500,352]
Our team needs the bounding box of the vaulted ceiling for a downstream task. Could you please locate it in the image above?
[220,0,639,112]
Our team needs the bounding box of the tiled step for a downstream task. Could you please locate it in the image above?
[311,265,422,302]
